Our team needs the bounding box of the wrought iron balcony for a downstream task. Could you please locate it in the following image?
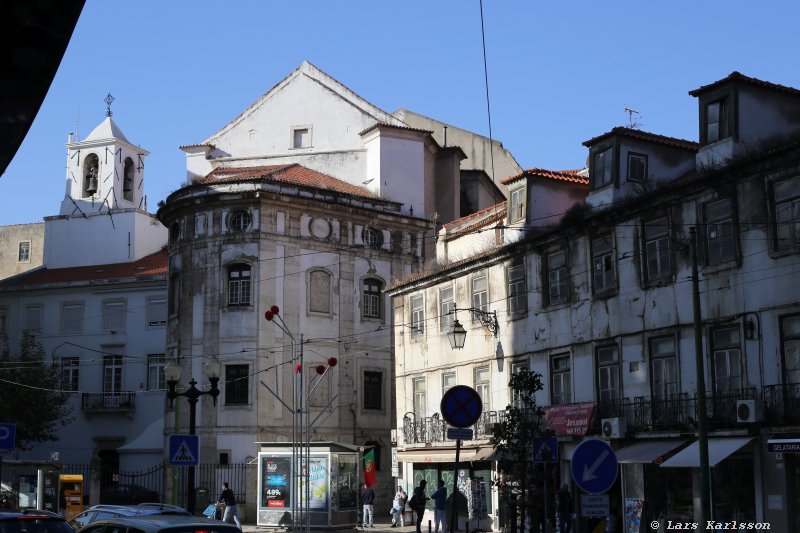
[762,383,800,424]
[81,391,136,414]
[402,410,500,444]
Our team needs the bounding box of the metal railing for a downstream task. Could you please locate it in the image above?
[403,410,500,444]
[81,391,136,412]
[762,383,800,424]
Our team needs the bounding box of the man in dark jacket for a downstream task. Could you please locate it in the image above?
[557,483,573,533]
[410,480,429,533]
[360,481,375,527]
[217,482,241,529]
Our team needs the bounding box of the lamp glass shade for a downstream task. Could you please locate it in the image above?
[204,358,222,379]
[447,319,467,350]
[164,358,181,383]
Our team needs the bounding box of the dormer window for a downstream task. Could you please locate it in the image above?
[123,157,135,202]
[706,99,728,143]
[627,153,647,182]
[509,187,526,223]
[592,147,613,189]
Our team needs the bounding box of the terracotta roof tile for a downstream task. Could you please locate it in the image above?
[583,127,699,151]
[501,168,590,186]
[443,201,507,230]
[179,143,215,150]
[0,250,167,289]
[201,164,384,201]
[689,71,800,98]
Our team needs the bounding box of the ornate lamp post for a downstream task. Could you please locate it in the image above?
[447,307,499,349]
[165,357,221,515]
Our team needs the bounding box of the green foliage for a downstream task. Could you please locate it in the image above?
[490,369,545,471]
[0,333,74,450]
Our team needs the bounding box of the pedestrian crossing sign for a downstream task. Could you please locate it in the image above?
[169,434,200,466]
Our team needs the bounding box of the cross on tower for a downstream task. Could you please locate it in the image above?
[105,93,115,117]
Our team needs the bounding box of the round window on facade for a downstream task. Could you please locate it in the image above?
[362,228,383,250]
[229,210,252,232]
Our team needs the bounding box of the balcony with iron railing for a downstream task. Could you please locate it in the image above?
[403,410,501,445]
[762,383,800,425]
[81,391,136,415]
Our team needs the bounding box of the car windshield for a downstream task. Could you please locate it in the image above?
[0,518,75,533]
[165,527,241,533]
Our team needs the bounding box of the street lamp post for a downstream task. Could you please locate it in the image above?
[165,358,221,515]
[446,307,499,349]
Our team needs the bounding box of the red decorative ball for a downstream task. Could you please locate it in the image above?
[264,311,273,321]
[271,305,280,315]
[316,364,326,375]
[294,364,302,374]
[327,357,338,367]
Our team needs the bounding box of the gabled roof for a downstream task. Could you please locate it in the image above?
[200,164,386,202]
[689,71,800,98]
[203,61,406,145]
[359,122,433,137]
[582,127,699,152]
[501,168,589,186]
[0,250,167,290]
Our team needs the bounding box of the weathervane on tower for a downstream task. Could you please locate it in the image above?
[104,93,115,117]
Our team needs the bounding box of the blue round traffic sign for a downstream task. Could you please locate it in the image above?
[571,439,618,494]
[440,385,483,428]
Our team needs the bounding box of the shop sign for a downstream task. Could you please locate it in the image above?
[767,438,800,453]
[391,447,398,477]
[580,494,609,517]
[543,402,596,437]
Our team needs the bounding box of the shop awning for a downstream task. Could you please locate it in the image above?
[615,440,687,464]
[659,437,753,468]
[397,448,478,463]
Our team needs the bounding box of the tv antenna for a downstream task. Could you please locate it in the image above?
[624,106,641,129]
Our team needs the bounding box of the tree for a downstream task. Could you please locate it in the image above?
[490,369,546,532]
[0,333,74,451]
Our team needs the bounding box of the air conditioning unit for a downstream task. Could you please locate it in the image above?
[736,400,763,423]
[601,417,626,439]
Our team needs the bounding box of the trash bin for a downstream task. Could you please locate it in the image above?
[196,488,209,515]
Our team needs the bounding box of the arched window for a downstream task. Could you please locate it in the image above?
[309,269,331,314]
[123,157,135,202]
[362,278,383,319]
[83,154,100,197]
[228,264,252,306]
[229,210,252,232]
[362,228,383,249]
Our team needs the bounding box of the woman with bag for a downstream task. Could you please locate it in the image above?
[391,485,407,527]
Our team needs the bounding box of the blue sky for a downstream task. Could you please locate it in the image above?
[2,0,799,226]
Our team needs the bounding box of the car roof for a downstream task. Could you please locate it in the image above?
[0,510,65,519]
[77,515,239,531]
[83,504,188,515]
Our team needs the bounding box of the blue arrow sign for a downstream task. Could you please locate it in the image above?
[0,423,16,451]
[532,437,558,463]
[571,439,618,494]
[440,385,483,428]
[169,434,199,466]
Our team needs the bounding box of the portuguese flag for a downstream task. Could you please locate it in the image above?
[364,448,377,488]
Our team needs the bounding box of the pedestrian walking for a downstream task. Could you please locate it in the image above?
[217,482,242,530]
[409,479,429,533]
[557,483,573,533]
[431,480,448,533]
[391,485,408,527]
[361,481,376,527]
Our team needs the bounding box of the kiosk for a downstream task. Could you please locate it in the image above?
[257,442,359,529]
[60,474,83,521]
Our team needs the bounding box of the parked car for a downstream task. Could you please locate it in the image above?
[0,509,75,533]
[74,515,241,533]
[69,503,190,530]
[98,485,159,505]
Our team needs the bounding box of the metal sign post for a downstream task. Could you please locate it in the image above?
[440,386,483,533]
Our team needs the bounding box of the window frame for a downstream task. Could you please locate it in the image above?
[710,325,744,396]
[642,216,673,282]
[60,302,84,335]
[439,285,455,331]
[290,125,312,149]
[543,246,569,306]
[596,345,621,408]
[24,304,42,333]
[18,241,31,263]
[508,186,526,223]
[780,314,800,385]
[442,371,456,396]
[702,196,738,267]
[506,259,527,315]
[61,357,80,392]
[705,99,728,144]
[649,335,678,400]
[550,354,572,405]
[362,278,383,320]
[471,271,488,318]
[592,146,614,189]
[591,234,616,295]
[474,366,491,411]
[147,297,167,327]
[308,268,332,315]
[363,370,383,411]
[102,353,123,394]
[228,210,252,232]
[771,174,800,252]
[412,377,426,418]
[225,364,250,406]
[410,294,425,336]
[102,299,126,332]
[627,152,648,183]
[510,361,528,408]
[147,354,167,391]
[227,263,252,307]
[362,228,384,250]
[123,157,135,202]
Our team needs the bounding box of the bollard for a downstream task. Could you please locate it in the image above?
[466,521,470,533]
[428,519,432,533]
